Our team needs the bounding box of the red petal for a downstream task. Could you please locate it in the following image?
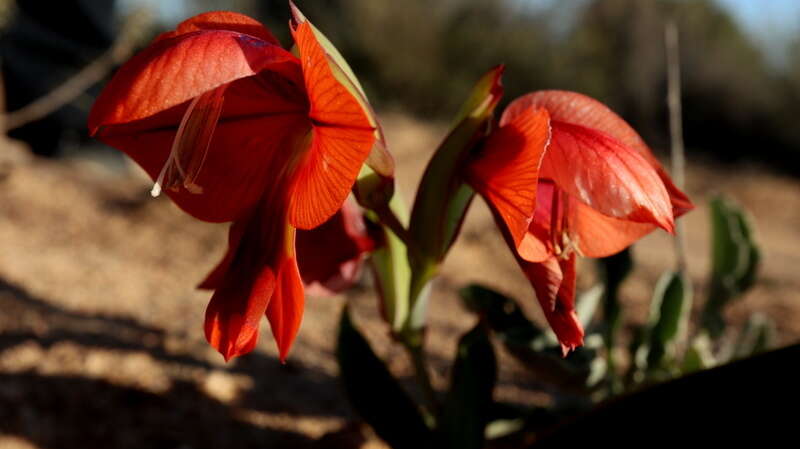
[100,113,309,222]
[503,90,693,219]
[156,11,281,45]
[198,220,247,290]
[468,107,550,253]
[519,254,584,355]
[203,183,302,361]
[204,260,275,362]
[89,29,297,133]
[296,200,374,295]
[568,199,655,258]
[542,121,675,232]
[266,255,305,362]
[524,180,656,259]
[503,91,651,154]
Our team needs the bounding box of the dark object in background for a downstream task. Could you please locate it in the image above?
[1,0,116,156]
[534,343,799,446]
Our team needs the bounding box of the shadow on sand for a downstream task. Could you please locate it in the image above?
[0,278,364,449]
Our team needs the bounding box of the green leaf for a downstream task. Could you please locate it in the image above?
[408,66,504,272]
[597,249,633,381]
[681,333,715,374]
[702,195,760,337]
[336,306,433,448]
[644,271,692,374]
[460,285,544,338]
[439,324,497,449]
[577,285,604,329]
[459,285,600,394]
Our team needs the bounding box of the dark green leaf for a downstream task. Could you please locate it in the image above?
[702,196,760,337]
[336,306,434,449]
[645,271,692,372]
[459,284,598,394]
[597,249,633,382]
[439,324,497,449]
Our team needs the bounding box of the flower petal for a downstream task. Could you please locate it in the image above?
[203,186,302,361]
[198,220,247,290]
[542,121,675,232]
[289,123,375,230]
[204,258,275,362]
[296,200,374,295]
[519,254,584,355]
[285,20,376,229]
[156,11,281,45]
[468,107,550,253]
[503,90,693,218]
[89,29,297,133]
[568,199,656,258]
[266,255,305,363]
[99,113,310,222]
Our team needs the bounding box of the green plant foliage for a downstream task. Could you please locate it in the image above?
[336,307,434,448]
[642,271,692,376]
[681,334,715,374]
[459,285,601,394]
[702,195,760,337]
[439,324,497,449]
[365,193,412,332]
[732,313,775,360]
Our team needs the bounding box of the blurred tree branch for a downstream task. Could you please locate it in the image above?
[0,8,151,133]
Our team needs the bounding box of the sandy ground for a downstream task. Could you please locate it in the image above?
[1,113,798,448]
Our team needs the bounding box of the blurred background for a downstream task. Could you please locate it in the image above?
[0,0,798,447]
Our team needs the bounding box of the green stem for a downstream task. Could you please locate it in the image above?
[374,203,411,246]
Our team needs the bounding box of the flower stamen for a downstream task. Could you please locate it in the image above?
[152,85,227,197]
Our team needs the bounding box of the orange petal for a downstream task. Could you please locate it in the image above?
[89,29,297,133]
[290,11,375,131]
[286,20,376,229]
[289,124,375,230]
[568,199,656,259]
[468,107,551,253]
[266,255,306,363]
[156,11,281,45]
[519,254,584,355]
[542,121,675,233]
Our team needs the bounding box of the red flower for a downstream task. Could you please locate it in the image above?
[296,199,375,296]
[89,9,380,361]
[468,88,693,355]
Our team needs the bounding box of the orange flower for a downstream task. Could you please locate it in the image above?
[89,9,381,361]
